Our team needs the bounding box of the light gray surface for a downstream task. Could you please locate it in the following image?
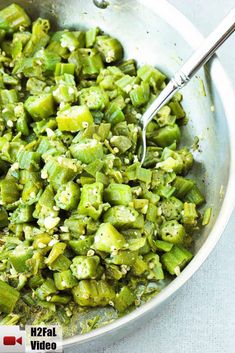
[67,1,235,352]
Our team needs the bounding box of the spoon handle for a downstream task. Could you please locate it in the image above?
[141,7,235,130]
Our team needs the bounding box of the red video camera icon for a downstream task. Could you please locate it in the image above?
[3,336,22,346]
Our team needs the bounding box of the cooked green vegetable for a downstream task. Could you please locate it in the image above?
[0,3,208,334]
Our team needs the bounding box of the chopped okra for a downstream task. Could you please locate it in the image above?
[0,3,209,334]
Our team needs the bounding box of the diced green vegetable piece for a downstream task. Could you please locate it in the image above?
[45,242,67,266]
[93,223,126,253]
[43,156,79,190]
[78,182,103,220]
[169,101,185,119]
[105,102,125,125]
[110,135,132,153]
[24,18,50,56]
[202,207,212,226]
[159,197,183,221]
[155,240,174,252]
[11,204,34,224]
[161,245,193,275]
[130,82,150,107]
[57,105,93,132]
[69,237,94,256]
[173,177,195,199]
[0,178,20,205]
[160,220,185,244]
[70,139,103,164]
[86,27,99,48]
[0,89,18,104]
[96,35,123,63]
[55,63,75,76]
[49,255,72,272]
[0,4,31,32]
[70,255,100,279]
[9,244,33,272]
[0,280,20,313]
[154,125,181,147]
[104,183,132,206]
[103,205,139,228]
[118,59,137,76]
[108,250,138,266]
[24,94,55,121]
[184,184,205,205]
[182,202,198,225]
[55,181,80,211]
[35,278,57,300]
[79,86,109,110]
[54,270,78,290]
[84,159,104,177]
[114,286,135,312]
[144,253,164,280]
[146,203,157,222]
[72,279,115,307]
[137,65,166,88]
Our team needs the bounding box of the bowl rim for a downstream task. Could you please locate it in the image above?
[64,0,235,347]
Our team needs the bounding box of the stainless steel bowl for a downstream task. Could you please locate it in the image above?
[1,0,235,350]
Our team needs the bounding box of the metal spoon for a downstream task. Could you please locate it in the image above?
[140,7,235,164]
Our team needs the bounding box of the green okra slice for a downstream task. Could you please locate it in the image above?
[110,135,132,153]
[55,63,75,76]
[182,202,198,226]
[70,138,104,164]
[104,183,132,206]
[24,18,50,56]
[160,220,186,245]
[72,279,115,307]
[107,250,138,266]
[10,204,34,224]
[161,245,193,275]
[84,159,104,177]
[70,255,101,280]
[9,244,33,273]
[0,4,31,32]
[118,59,137,76]
[42,156,80,190]
[54,270,78,290]
[173,177,195,199]
[45,242,67,266]
[202,207,212,226]
[49,255,72,272]
[137,65,166,89]
[103,205,139,229]
[114,286,135,313]
[69,236,94,256]
[95,35,123,63]
[79,86,109,110]
[159,197,183,221]
[144,253,164,280]
[86,27,99,48]
[57,105,94,132]
[0,178,20,205]
[55,181,80,211]
[104,102,125,125]
[35,278,57,300]
[78,182,103,220]
[24,94,55,121]
[93,223,126,253]
[184,184,205,206]
[0,280,20,314]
